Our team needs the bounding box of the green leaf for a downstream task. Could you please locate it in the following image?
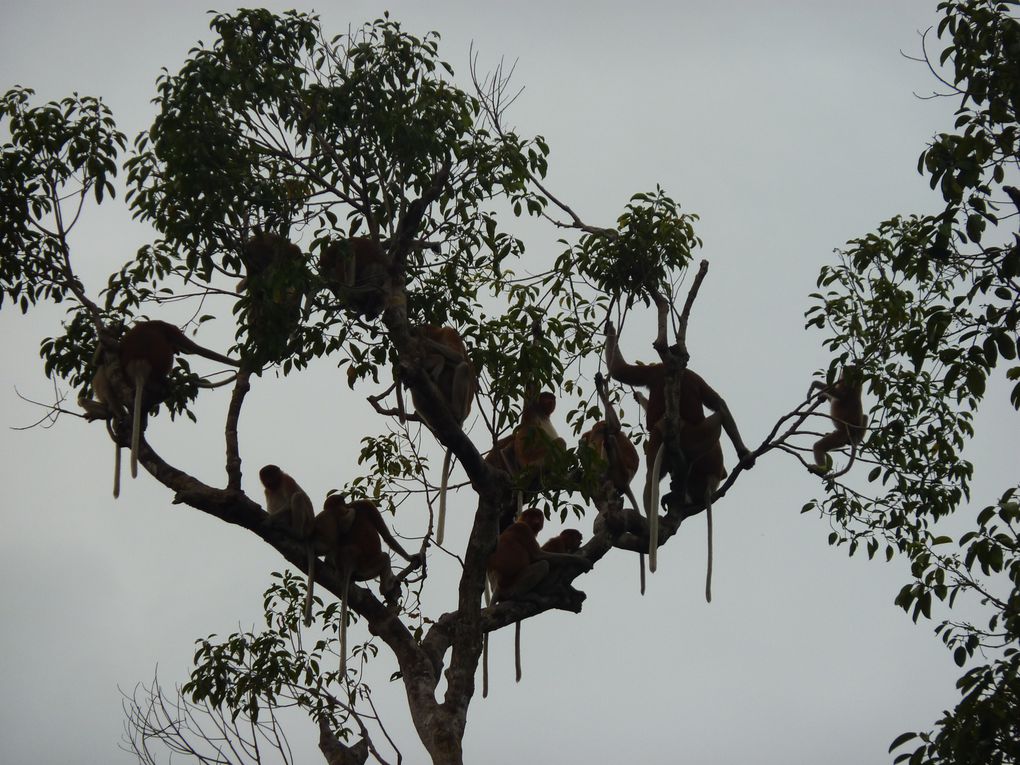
[889,731,917,752]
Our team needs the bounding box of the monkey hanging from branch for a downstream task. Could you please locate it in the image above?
[806,366,867,477]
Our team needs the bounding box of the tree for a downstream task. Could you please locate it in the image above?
[804,1,1020,761]
[1,5,1011,765]
[0,10,751,764]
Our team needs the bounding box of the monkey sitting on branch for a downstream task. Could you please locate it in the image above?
[482,508,590,696]
[318,236,395,319]
[80,320,239,497]
[309,493,422,675]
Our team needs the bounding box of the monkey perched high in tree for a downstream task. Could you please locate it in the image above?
[605,317,754,600]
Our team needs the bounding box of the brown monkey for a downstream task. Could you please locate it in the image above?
[605,320,753,600]
[540,528,583,554]
[409,325,477,545]
[311,494,420,675]
[484,391,567,524]
[259,465,317,625]
[579,421,641,506]
[580,417,645,592]
[238,231,305,363]
[118,320,239,483]
[807,367,867,475]
[484,508,590,695]
[319,236,394,319]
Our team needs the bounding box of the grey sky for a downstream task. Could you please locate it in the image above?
[2,2,1013,764]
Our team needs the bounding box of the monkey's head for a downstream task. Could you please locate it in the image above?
[520,508,545,535]
[322,492,357,527]
[559,529,583,552]
[535,391,556,417]
[259,464,283,490]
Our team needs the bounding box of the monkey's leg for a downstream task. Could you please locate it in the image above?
[450,362,473,424]
[502,560,550,600]
[811,430,849,473]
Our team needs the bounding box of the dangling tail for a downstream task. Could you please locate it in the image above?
[647,445,664,573]
[338,572,351,677]
[303,546,316,626]
[113,442,122,499]
[436,449,453,545]
[514,621,522,683]
[482,632,489,698]
[130,375,145,479]
[705,493,713,603]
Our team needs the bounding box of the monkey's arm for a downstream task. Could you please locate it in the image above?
[605,324,656,388]
[364,503,422,565]
[699,378,755,465]
[177,334,242,368]
[806,379,829,400]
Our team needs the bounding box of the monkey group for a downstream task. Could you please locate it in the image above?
[77,228,870,691]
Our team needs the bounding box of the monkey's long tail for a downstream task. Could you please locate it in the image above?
[514,621,522,683]
[130,372,145,479]
[622,485,646,595]
[436,449,453,546]
[482,632,489,698]
[705,493,714,603]
[303,546,315,627]
[339,571,351,677]
[113,442,122,499]
[647,445,664,573]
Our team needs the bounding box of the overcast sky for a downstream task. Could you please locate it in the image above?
[2,2,1016,764]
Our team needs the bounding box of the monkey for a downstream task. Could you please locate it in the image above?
[580,421,641,505]
[605,320,753,601]
[259,465,317,625]
[581,372,648,591]
[118,320,239,483]
[310,494,421,675]
[238,231,306,364]
[483,508,590,695]
[484,391,568,526]
[580,418,647,593]
[408,325,477,546]
[540,528,583,554]
[319,236,394,319]
[807,367,867,475]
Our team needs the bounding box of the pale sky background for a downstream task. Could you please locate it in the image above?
[2,2,1017,764]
